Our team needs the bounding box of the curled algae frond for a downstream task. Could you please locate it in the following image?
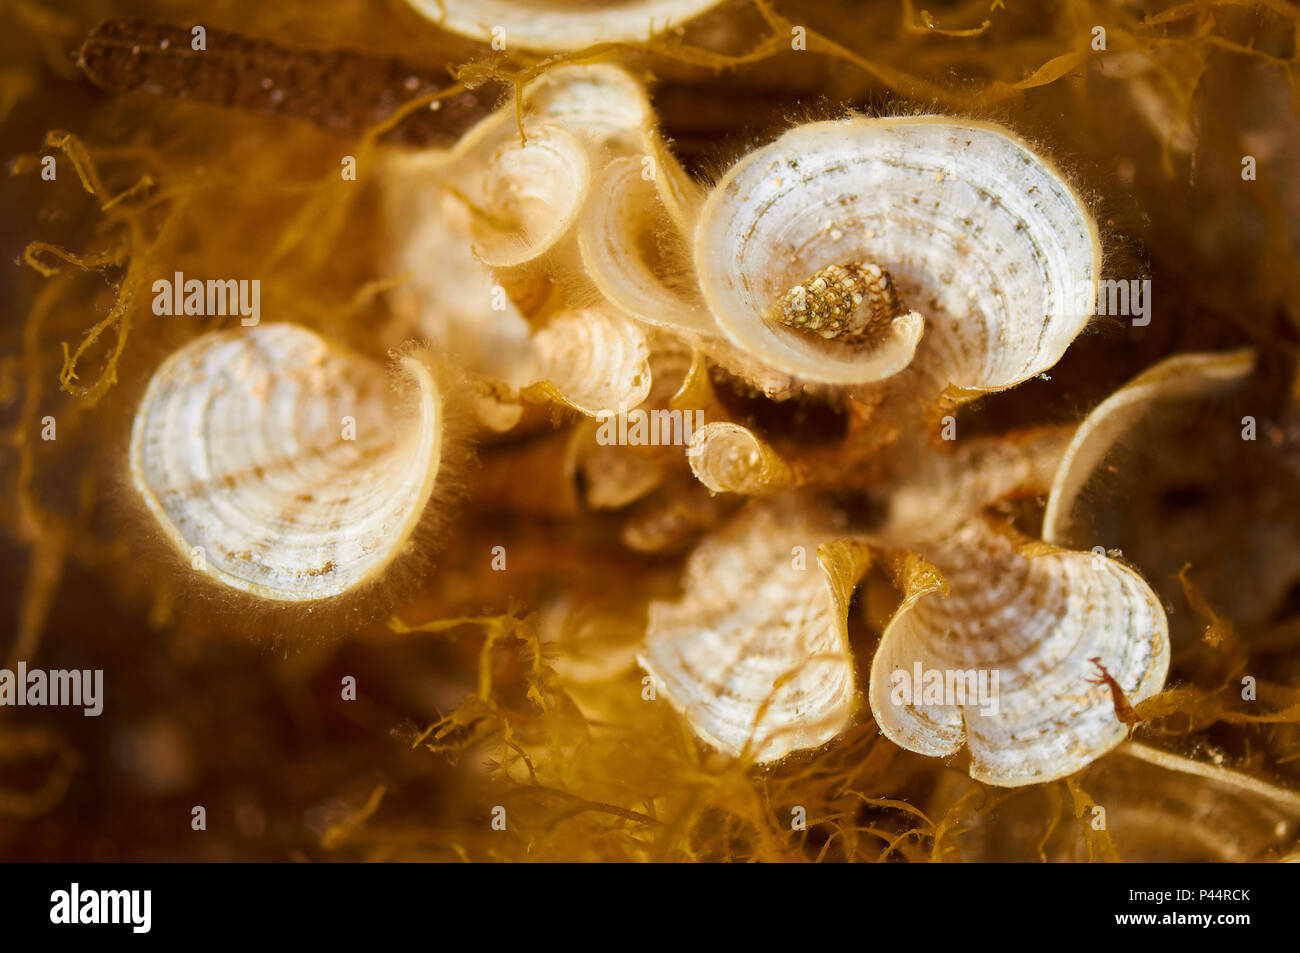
[467,123,593,268]
[525,308,652,416]
[380,175,536,393]
[639,497,869,763]
[578,155,713,336]
[406,0,727,51]
[686,421,800,495]
[1043,349,1257,547]
[876,427,1076,544]
[693,116,1099,392]
[129,324,448,602]
[868,519,1169,787]
[380,63,698,422]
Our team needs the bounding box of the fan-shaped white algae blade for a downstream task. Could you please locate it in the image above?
[687,421,798,495]
[880,428,1075,544]
[868,520,1168,786]
[523,64,657,152]
[129,324,443,602]
[407,0,725,51]
[383,172,535,388]
[695,117,1100,389]
[469,123,592,268]
[527,308,652,416]
[1044,349,1255,546]
[579,156,714,335]
[639,499,868,762]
